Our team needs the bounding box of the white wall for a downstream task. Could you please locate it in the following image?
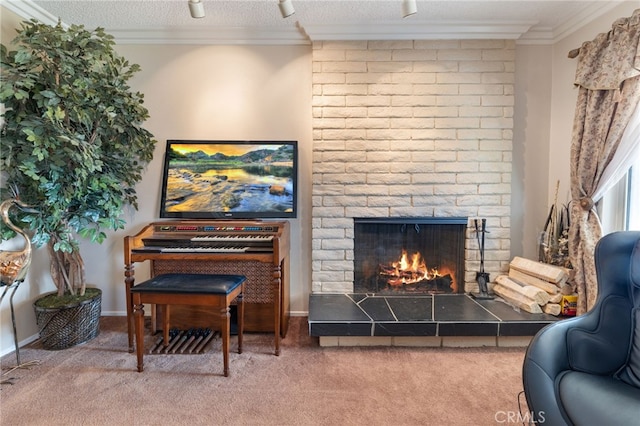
[94,43,313,316]
[514,44,552,259]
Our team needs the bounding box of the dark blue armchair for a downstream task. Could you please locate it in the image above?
[522,231,640,425]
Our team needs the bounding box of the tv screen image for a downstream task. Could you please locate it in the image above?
[159,140,298,219]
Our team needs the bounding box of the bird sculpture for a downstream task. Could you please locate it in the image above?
[0,198,37,368]
[0,198,34,286]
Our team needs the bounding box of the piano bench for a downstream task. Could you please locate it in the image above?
[130,273,246,377]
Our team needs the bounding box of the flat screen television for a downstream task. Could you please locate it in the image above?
[159,140,297,219]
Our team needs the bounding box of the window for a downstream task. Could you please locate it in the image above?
[599,145,640,233]
[598,104,640,234]
[628,158,640,230]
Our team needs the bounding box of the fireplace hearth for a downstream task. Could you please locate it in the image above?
[307,293,559,341]
[354,218,467,295]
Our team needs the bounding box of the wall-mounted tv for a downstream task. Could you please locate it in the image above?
[159,140,297,219]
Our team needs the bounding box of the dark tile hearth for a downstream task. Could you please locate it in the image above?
[308,293,559,338]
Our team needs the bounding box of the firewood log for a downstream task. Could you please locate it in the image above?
[560,283,574,295]
[543,303,562,316]
[510,256,568,284]
[495,275,550,306]
[508,269,560,294]
[493,284,543,314]
[549,292,564,304]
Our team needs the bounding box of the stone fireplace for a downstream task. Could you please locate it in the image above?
[354,217,467,294]
[310,39,515,296]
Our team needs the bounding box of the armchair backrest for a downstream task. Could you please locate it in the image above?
[615,234,640,387]
[563,231,639,375]
[594,231,640,301]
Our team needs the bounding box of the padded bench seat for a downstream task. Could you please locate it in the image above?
[131,273,246,377]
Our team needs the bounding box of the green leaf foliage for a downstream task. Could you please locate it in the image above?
[0,20,156,293]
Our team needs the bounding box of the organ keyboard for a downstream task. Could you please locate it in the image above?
[156,246,250,253]
[124,220,290,355]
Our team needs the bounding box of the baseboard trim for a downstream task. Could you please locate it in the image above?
[319,335,533,348]
[1,310,311,358]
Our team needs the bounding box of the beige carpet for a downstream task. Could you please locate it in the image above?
[1,317,529,425]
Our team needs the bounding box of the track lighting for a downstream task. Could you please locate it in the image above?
[402,0,417,18]
[188,0,205,19]
[278,0,295,18]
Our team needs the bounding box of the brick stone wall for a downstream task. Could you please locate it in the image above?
[311,40,514,294]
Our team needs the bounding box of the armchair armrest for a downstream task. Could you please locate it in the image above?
[523,295,633,425]
[523,316,577,426]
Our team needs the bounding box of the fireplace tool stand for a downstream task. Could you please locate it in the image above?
[470,218,494,300]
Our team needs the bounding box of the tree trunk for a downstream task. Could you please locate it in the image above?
[47,238,86,296]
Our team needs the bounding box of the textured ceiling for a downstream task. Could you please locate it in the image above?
[4,0,631,44]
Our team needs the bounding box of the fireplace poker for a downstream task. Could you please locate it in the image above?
[471,218,493,300]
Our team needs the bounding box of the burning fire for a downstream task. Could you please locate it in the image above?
[390,250,442,284]
[379,249,456,292]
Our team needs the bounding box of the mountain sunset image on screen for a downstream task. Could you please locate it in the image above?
[159,140,298,219]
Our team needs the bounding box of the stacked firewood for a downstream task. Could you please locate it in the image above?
[492,257,574,316]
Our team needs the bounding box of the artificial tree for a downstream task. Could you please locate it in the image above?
[0,19,156,303]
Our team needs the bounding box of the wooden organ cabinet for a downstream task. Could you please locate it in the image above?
[124,220,290,354]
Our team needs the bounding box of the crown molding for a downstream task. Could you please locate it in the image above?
[302,21,537,41]
[518,0,626,45]
[107,26,310,45]
[2,0,58,26]
[551,0,625,42]
[516,27,554,45]
[2,0,309,45]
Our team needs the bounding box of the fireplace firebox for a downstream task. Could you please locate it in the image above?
[354,217,467,294]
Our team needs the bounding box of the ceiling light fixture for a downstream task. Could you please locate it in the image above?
[188,0,205,18]
[402,0,417,18]
[278,0,295,18]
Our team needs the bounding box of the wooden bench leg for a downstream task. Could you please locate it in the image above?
[133,295,145,373]
[221,305,230,377]
[237,289,244,354]
[162,304,170,347]
[274,280,281,356]
[125,278,134,353]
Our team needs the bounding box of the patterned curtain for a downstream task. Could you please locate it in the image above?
[569,9,640,315]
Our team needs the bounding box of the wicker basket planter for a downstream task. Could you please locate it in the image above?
[34,288,102,350]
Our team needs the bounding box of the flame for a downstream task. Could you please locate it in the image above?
[390,250,440,284]
[383,249,456,292]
